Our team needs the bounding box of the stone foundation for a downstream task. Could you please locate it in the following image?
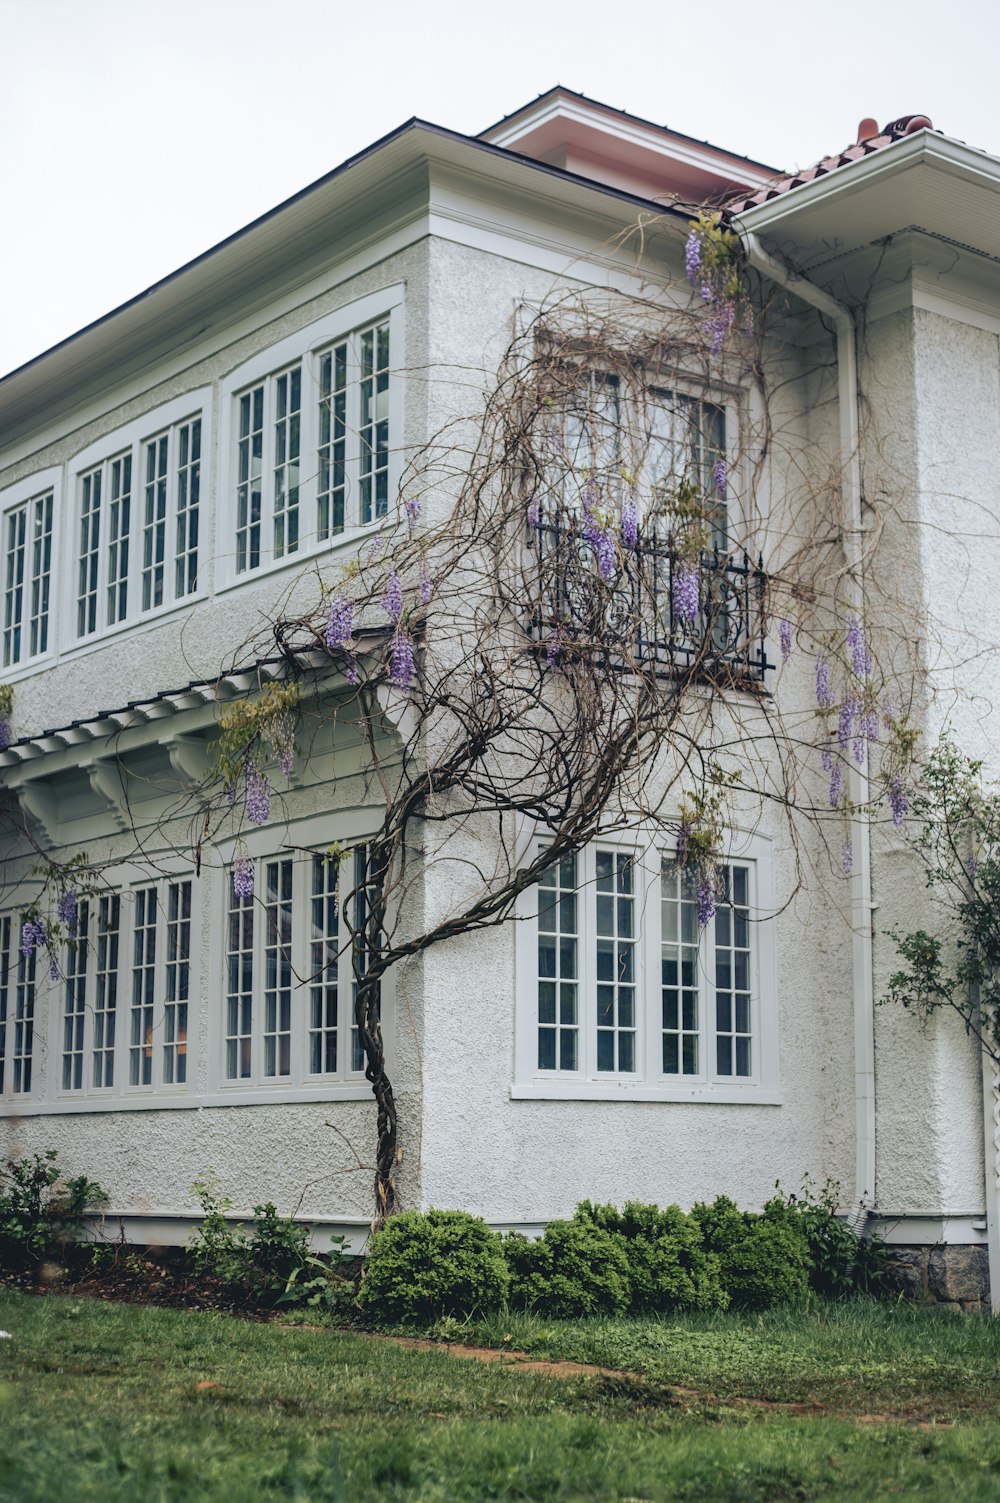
[886,1244,991,1313]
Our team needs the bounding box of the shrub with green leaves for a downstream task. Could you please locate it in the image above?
[768,1183,892,1300]
[358,1209,510,1326]
[0,1150,107,1271]
[573,1200,727,1313]
[505,1218,630,1318]
[690,1195,809,1309]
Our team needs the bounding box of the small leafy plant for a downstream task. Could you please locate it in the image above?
[0,1150,108,1271]
[187,1174,349,1308]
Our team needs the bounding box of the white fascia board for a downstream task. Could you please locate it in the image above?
[487,95,775,186]
[735,131,1000,236]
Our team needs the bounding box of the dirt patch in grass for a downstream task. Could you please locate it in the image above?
[372,1332,956,1428]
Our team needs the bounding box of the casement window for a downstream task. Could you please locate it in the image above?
[224,847,370,1087]
[546,372,728,539]
[73,410,203,641]
[44,878,195,1101]
[0,915,38,1098]
[516,832,777,1101]
[221,291,403,583]
[2,489,53,668]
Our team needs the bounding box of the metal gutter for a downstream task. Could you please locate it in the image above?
[739,232,876,1234]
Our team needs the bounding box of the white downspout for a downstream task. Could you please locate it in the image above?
[738,232,875,1231]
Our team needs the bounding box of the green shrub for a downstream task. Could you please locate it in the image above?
[690,1195,809,1309]
[188,1175,349,1308]
[768,1182,892,1300]
[358,1209,510,1326]
[505,1218,630,1318]
[573,1200,727,1313]
[0,1150,107,1271]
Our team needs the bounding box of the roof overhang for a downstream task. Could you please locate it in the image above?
[481,86,777,203]
[733,131,1000,285]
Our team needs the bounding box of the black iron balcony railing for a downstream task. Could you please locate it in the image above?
[527,518,773,683]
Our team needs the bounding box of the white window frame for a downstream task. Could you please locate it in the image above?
[203,809,393,1104]
[65,389,212,649]
[512,826,779,1103]
[209,841,377,1099]
[0,465,61,678]
[216,287,405,589]
[42,870,200,1106]
[0,913,39,1102]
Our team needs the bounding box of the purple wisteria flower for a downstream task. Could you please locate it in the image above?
[888,778,909,829]
[346,659,360,686]
[696,870,717,929]
[621,495,638,551]
[820,744,833,773]
[815,656,835,710]
[829,762,843,808]
[779,619,793,662]
[419,563,432,606]
[389,631,415,692]
[527,497,540,530]
[381,568,403,623]
[841,839,854,876]
[233,853,254,901]
[0,717,10,751]
[245,764,271,825]
[713,459,727,494]
[49,956,60,981]
[404,495,422,529]
[968,855,979,882]
[838,697,859,750]
[326,595,354,652]
[57,890,78,938]
[676,822,691,866]
[859,710,879,744]
[674,562,700,627]
[545,629,564,668]
[853,737,866,766]
[847,615,872,678]
[20,917,47,959]
[684,229,702,285]
[583,503,616,581]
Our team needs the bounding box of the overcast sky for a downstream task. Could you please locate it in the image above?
[3,0,998,378]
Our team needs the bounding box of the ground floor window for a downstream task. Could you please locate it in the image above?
[222,845,371,1089]
[517,830,776,1096]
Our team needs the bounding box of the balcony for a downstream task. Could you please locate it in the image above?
[527,518,772,685]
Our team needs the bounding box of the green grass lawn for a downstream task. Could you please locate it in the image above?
[3,1292,1000,1501]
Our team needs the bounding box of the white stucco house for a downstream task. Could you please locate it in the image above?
[2,88,999,1308]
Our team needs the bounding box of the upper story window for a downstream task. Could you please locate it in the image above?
[551,371,729,542]
[220,288,403,584]
[2,484,54,670]
[70,394,208,643]
[514,830,778,1100]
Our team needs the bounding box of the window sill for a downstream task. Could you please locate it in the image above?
[509,1081,781,1104]
[0,1084,372,1116]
